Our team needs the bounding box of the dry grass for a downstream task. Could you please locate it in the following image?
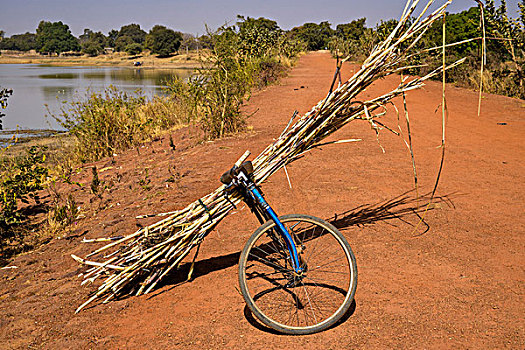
[51,88,189,163]
[0,51,200,68]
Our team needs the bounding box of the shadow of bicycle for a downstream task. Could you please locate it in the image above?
[328,190,455,236]
[147,190,455,327]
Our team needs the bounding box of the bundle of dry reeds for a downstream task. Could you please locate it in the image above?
[73,0,464,312]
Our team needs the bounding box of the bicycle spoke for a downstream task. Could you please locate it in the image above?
[250,246,292,273]
[310,269,349,275]
[308,256,347,272]
[240,216,356,334]
[248,252,285,271]
[301,281,318,325]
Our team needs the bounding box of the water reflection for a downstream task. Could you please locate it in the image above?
[82,71,109,80]
[40,86,75,100]
[0,64,193,130]
[38,73,79,79]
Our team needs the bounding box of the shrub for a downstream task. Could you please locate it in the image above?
[0,146,48,242]
[52,87,186,162]
[125,42,143,55]
[256,58,286,87]
[166,21,300,140]
[145,25,182,56]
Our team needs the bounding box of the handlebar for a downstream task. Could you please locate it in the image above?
[220,161,254,185]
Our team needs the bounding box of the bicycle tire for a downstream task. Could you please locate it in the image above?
[238,214,357,335]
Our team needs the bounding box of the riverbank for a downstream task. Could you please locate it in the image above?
[0,129,69,157]
[0,51,201,68]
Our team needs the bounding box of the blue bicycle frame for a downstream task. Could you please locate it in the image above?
[238,173,303,274]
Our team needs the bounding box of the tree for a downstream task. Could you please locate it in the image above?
[181,33,198,52]
[35,21,80,54]
[119,24,146,43]
[79,29,107,56]
[145,25,182,56]
[125,42,142,55]
[238,16,280,33]
[107,29,119,48]
[114,35,134,52]
[237,16,282,57]
[483,0,524,96]
[0,32,37,51]
[113,24,146,52]
[374,19,400,44]
[290,22,334,50]
[336,18,367,41]
[0,30,4,41]
[79,29,92,44]
[108,23,146,51]
[198,33,213,49]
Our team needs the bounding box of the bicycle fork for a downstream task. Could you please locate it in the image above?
[243,179,303,275]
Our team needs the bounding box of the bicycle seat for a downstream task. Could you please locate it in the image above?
[220,161,254,185]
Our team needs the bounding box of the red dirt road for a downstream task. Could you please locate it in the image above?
[1,52,524,349]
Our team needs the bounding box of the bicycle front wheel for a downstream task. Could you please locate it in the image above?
[238,214,357,335]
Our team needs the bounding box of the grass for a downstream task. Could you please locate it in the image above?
[50,87,189,163]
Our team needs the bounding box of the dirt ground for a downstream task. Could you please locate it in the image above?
[0,52,523,349]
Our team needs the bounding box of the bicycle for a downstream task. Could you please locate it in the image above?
[220,158,358,335]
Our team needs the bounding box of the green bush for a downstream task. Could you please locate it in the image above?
[125,42,143,55]
[0,146,48,236]
[330,3,524,99]
[166,19,300,140]
[145,25,182,56]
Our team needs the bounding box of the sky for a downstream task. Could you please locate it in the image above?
[0,0,521,37]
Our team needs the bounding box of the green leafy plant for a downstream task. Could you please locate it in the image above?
[125,42,143,55]
[165,19,300,140]
[0,146,49,239]
[139,168,152,191]
[145,25,183,56]
[35,20,80,54]
[330,3,525,99]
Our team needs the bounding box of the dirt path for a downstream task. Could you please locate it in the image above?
[1,52,523,349]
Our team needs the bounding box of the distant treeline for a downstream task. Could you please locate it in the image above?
[0,18,301,57]
[0,21,186,56]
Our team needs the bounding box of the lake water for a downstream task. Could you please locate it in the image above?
[0,64,193,134]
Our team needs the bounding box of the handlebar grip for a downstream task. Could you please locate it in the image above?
[220,169,234,185]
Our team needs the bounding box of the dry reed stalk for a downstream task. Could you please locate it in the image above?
[73,0,466,313]
[476,0,487,117]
